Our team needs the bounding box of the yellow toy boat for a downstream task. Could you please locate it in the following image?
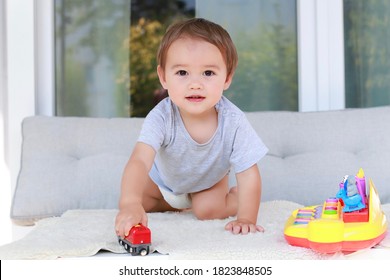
[284,170,387,254]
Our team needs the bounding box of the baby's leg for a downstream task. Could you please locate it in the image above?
[142,176,180,212]
[190,175,238,220]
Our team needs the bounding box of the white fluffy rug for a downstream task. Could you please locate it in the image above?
[1,200,389,260]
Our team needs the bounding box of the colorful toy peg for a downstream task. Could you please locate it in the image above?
[355,168,367,205]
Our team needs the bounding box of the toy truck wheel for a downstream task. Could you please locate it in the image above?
[139,248,148,256]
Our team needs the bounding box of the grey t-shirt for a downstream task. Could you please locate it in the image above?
[138,96,268,195]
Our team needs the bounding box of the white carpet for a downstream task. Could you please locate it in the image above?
[1,200,389,260]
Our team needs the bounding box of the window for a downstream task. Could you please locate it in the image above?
[54,0,298,117]
[55,0,132,117]
[344,0,390,108]
[197,0,297,112]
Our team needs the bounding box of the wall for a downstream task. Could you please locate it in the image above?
[0,0,37,246]
[0,0,12,246]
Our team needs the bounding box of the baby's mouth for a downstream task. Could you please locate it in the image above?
[186,95,205,102]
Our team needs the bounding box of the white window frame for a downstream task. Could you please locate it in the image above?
[35,0,55,116]
[298,0,345,112]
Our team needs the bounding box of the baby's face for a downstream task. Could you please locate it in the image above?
[157,37,232,118]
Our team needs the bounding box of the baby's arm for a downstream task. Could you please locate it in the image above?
[115,142,156,238]
[225,164,264,234]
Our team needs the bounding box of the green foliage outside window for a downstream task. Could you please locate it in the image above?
[344,0,390,108]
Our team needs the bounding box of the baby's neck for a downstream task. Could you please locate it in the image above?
[179,108,218,144]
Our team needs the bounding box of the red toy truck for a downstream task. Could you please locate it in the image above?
[118,224,151,256]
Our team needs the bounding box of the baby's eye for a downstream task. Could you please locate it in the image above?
[176,70,188,76]
[203,70,215,76]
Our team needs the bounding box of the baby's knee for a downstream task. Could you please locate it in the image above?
[193,207,213,220]
[192,203,226,220]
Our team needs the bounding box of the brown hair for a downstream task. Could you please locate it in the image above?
[157,18,238,78]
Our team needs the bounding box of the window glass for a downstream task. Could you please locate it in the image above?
[55,0,131,117]
[344,0,390,108]
[125,0,195,117]
[197,0,297,111]
[55,0,297,117]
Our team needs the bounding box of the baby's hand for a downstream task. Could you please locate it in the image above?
[115,203,147,239]
[225,219,264,235]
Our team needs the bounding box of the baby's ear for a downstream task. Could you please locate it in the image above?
[223,73,234,90]
[157,65,167,89]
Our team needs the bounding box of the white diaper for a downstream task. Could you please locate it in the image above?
[159,187,192,209]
